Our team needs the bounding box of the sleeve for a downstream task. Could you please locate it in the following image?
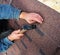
[0,4,22,19]
[0,37,13,52]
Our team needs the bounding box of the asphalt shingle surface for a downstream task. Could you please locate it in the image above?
[0,0,60,55]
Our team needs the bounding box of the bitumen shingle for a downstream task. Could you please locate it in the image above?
[0,0,60,55]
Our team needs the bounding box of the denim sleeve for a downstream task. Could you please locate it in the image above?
[0,4,21,19]
[0,37,13,52]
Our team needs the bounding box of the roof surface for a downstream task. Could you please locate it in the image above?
[0,0,60,55]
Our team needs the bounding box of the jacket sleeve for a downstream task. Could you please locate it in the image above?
[0,37,13,52]
[0,4,22,19]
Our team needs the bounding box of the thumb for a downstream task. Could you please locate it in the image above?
[34,18,43,24]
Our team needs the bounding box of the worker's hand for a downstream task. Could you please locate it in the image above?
[8,30,24,41]
[20,12,43,24]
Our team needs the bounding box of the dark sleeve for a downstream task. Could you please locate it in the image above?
[0,4,22,19]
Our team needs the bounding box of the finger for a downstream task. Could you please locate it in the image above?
[34,18,43,24]
[14,29,21,33]
[38,15,43,21]
[17,34,24,37]
[17,34,24,39]
[35,14,43,21]
[15,36,23,40]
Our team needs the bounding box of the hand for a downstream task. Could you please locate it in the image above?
[20,12,43,24]
[8,30,24,41]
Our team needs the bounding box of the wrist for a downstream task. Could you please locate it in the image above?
[19,12,28,19]
[7,36,14,41]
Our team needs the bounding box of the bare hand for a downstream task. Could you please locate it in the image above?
[8,30,24,41]
[20,12,43,24]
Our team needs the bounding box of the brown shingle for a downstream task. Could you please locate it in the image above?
[0,0,60,55]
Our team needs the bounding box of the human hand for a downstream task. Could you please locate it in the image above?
[8,30,24,41]
[20,12,43,24]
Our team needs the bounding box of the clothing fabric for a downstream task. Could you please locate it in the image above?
[0,37,13,52]
[0,4,21,52]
